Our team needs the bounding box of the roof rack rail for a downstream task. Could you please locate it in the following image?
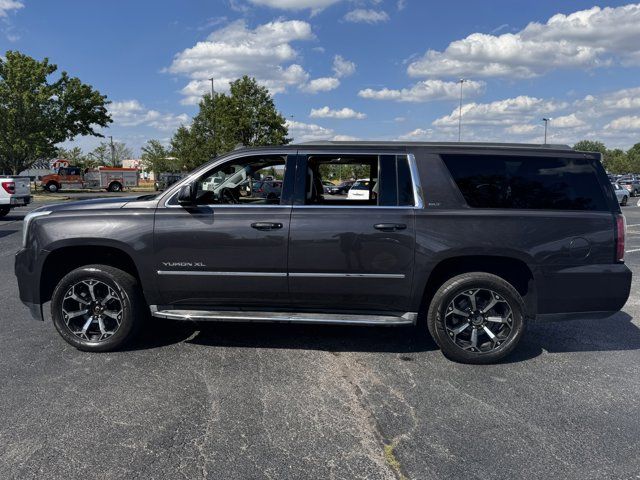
[294,140,573,150]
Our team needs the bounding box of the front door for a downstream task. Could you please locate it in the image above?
[287,152,417,313]
[153,153,295,308]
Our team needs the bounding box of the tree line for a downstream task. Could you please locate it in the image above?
[2,50,639,178]
[573,140,640,174]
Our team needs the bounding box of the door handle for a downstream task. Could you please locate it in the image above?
[374,223,407,232]
[251,222,283,231]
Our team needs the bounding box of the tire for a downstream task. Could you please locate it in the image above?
[108,182,122,192]
[51,264,145,352]
[46,182,59,193]
[0,206,9,217]
[426,272,526,364]
[622,196,628,206]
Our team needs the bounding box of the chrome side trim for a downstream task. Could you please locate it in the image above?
[149,307,418,326]
[156,270,405,278]
[289,273,405,279]
[157,270,287,277]
[407,153,424,209]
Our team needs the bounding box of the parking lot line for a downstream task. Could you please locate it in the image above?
[626,248,640,253]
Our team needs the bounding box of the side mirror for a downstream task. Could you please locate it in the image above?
[177,183,196,206]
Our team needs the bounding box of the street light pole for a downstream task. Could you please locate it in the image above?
[458,78,466,142]
[109,135,115,166]
[542,118,550,145]
[209,77,217,157]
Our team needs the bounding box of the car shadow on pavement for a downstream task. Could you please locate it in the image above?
[132,319,438,354]
[129,311,640,362]
[503,311,640,363]
[0,229,18,239]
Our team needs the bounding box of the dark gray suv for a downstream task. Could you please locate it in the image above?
[15,142,632,363]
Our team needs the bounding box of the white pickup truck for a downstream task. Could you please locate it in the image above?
[0,176,31,217]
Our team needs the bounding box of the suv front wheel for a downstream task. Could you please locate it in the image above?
[427,272,526,364]
[51,265,144,352]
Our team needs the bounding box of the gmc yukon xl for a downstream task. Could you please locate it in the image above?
[15,142,632,363]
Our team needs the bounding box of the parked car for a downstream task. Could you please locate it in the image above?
[15,142,631,364]
[155,172,187,191]
[617,175,640,197]
[252,180,283,201]
[325,180,354,195]
[347,179,373,200]
[612,182,629,206]
[0,176,31,217]
[322,180,335,194]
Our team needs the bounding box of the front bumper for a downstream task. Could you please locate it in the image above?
[15,247,44,321]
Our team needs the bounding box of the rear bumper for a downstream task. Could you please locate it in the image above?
[15,247,44,321]
[536,263,632,318]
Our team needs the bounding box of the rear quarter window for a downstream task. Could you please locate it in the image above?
[442,154,609,211]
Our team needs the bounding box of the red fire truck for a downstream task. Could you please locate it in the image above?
[40,166,139,193]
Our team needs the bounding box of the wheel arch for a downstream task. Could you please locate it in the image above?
[419,255,537,319]
[40,243,144,306]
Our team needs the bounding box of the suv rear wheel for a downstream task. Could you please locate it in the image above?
[427,272,526,364]
[51,265,144,352]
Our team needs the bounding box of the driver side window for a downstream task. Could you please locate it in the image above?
[194,155,287,206]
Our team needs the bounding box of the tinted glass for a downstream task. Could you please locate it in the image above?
[442,155,608,211]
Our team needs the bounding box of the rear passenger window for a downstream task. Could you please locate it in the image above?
[442,155,608,211]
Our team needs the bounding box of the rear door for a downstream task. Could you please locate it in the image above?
[287,151,418,313]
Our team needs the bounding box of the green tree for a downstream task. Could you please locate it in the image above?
[88,141,131,166]
[627,143,640,173]
[0,51,111,174]
[573,140,607,155]
[56,146,87,166]
[170,76,289,171]
[141,140,179,177]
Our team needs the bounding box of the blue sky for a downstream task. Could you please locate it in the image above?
[1,0,639,155]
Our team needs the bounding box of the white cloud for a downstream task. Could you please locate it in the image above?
[574,87,640,117]
[358,79,485,102]
[109,100,189,131]
[344,9,389,24]
[505,124,539,135]
[300,77,340,93]
[332,55,356,78]
[310,106,366,119]
[550,113,585,129]
[286,119,334,142]
[248,0,342,10]
[407,4,640,79]
[605,115,640,131]
[398,128,435,141]
[0,0,23,17]
[397,0,407,11]
[432,95,566,127]
[332,134,360,141]
[168,19,314,104]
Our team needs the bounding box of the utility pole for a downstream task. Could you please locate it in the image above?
[209,77,217,157]
[109,135,115,166]
[542,118,550,145]
[458,78,466,142]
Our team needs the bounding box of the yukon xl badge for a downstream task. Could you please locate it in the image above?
[162,262,206,268]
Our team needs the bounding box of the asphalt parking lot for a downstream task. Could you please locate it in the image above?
[1,197,639,479]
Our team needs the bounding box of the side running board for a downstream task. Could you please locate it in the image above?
[149,306,417,326]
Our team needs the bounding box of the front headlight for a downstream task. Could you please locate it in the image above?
[22,210,51,248]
